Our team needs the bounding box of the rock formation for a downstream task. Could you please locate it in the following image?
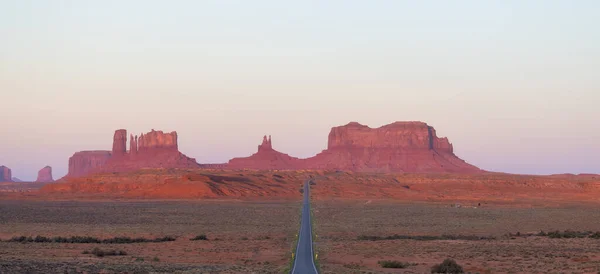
[308,121,480,172]
[67,151,112,177]
[36,166,54,182]
[227,121,481,173]
[0,166,12,182]
[137,130,178,152]
[11,177,23,182]
[112,129,127,156]
[258,135,272,151]
[100,129,198,173]
[129,134,138,155]
[65,129,199,178]
[229,135,302,170]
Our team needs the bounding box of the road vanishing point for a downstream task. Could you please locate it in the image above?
[291,180,319,274]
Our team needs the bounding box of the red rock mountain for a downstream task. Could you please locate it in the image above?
[99,129,198,173]
[66,129,199,177]
[36,166,54,182]
[0,166,12,182]
[227,121,481,173]
[228,135,302,170]
[68,151,112,177]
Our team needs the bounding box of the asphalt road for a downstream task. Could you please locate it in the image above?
[291,181,319,274]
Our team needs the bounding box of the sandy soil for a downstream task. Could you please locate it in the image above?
[23,169,600,206]
[0,200,300,274]
[313,200,600,273]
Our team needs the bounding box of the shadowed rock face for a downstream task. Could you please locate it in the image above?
[65,129,198,178]
[68,151,112,177]
[36,166,54,182]
[112,129,127,156]
[228,121,481,173]
[0,166,12,182]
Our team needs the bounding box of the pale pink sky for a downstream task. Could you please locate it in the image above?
[1,1,599,180]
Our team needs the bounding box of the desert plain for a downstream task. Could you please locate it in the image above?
[1,169,600,273]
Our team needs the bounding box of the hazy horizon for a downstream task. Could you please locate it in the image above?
[1,1,599,180]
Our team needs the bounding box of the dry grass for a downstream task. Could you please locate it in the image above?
[313,200,600,273]
[0,199,300,273]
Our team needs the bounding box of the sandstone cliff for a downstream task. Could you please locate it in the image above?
[228,135,302,170]
[67,151,112,177]
[308,121,478,172]
[227,121,481,173]
[138,130,178,151]
[100,129,198,173]
[0,166,12,182]
[112,129,127,156]
[36,166,54,182]
[65,129,199,177]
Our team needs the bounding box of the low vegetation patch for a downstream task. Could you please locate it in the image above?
[358,234,495,241]
[190,234,208,241]
[84,247,128,257]
[378,260,410,269]
[547,230,594,239]
[6,235,176,244]
[507,230,600,239]
[431,259,464,274]
[201,174,252,183]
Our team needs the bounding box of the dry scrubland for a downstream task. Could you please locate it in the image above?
[0,200,300,273]
[313,200,600,273]
[2,170,600,273]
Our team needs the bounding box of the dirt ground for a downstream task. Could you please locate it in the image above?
[312,200,600,274]
[0,200,300,274]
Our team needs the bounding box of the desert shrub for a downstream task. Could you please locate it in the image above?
[33,236,51,243]
[537,230,547,236]
[8,236,31,243]
[547,230,589,239]
[102,236,176,244]
[589,232,600,239]
[378,260,410,268]
[201,174,251,183]
[89,247,127,257]
[7,235,175,244]
[152,256,160,262]
[153,236,176,242]
[431,259,464,273]
[358,234,494,241]
[190,235,208,241]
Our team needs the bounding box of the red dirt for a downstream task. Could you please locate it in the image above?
[28,170,600,205]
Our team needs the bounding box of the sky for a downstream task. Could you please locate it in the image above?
[1,1,599,180]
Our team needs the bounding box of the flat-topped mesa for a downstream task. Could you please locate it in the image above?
[0,166,12,182]
[327,121,453,153]
[36,166,54,183]
[258,135,273,152]
[67,151,111,177]
[112,129,127,156]
[137,129,178,153]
